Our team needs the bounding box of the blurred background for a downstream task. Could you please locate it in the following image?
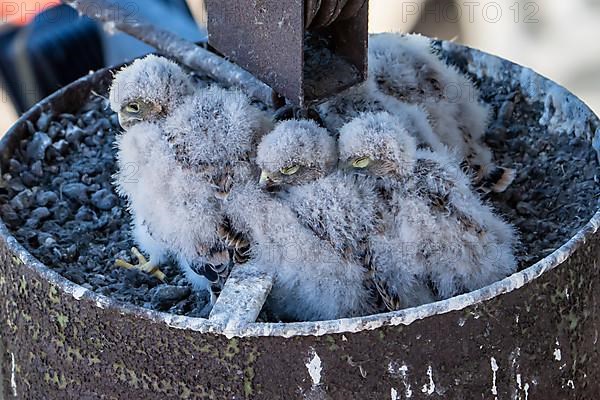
[1,0,600,133]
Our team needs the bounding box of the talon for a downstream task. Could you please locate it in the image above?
[115,247,166,281]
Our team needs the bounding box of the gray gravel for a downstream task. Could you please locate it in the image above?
[0,56,598,319]
[0,95,210,318]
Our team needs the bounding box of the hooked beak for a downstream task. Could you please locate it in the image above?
[259,170,271,187]
[259,170,280,191]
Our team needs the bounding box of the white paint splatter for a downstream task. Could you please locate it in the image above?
[387,362,412,397]
[10,352,17,397]
[515,314,520,324]
[516,373,522,390]
[71,285,87,300]
[553,348,562,361]
[391,387,398,400]
[421,366,435,395]
[567,380,575,390]
[458,317,466,327]
[388,362,395,374]
[554,338,562,362]
[400,365,413,398]
[490,357,499,397]
[524,383,530,400]
[306,350,322,386]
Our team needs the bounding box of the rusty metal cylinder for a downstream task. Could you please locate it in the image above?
[0,40,599,399]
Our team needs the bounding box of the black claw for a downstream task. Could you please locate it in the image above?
[190,262,220,283]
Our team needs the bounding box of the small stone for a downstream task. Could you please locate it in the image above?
[51,202,71,223]
[0,204,20,227]
[82,110,96,125]
[75,206,96,222]
[10,189,34,210]
[65,125,84,144]
[91,189,117,211]
[37,232,56,246]
[151,286,192,310]
[59,113,77,123]
[497,101,515,123]
[36,190,58,207]
[62,183,89,203]
[65,244,78,258]
[31,161,44,178]
[20,171,38,187]
[64,270,86,285]
[47,122,62,139]
[25,120,35,134]
[52,140,70,155]
[123,269,157,288]
[36,112,52,131]
[7,179,26,192]
[30,207,51,221]
[8,159,22,174]
[26,132,52,162]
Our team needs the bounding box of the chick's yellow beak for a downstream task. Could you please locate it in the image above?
[259,170,271,187]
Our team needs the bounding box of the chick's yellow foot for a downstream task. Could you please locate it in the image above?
[115,247,166,281]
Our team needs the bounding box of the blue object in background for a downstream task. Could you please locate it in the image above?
[0,0,205,114]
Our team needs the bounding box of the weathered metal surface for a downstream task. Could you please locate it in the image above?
[0,42,599,399]
[205,0,369,106]
[209,266,274,332]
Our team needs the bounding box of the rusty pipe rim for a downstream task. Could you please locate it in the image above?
[1,42,599,339]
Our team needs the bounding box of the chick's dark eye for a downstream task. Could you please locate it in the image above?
[125,102,140,113]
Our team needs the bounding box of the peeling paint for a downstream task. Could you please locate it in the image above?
[567,380,575,390]
[306,349,322,386]
[421,366,435,395]
[391,387,398,400]
[399,365,412,398]
[10,352,17,397]
[553,348,562,361]
[491,357,499,397]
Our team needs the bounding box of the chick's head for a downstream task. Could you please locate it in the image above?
[256,119,337,190]
[109,55,194,129]
[338,112,417,179]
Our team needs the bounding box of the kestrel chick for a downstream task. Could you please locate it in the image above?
[109,54,196,129]
[319,79,446,155]
[114,85,271,294]
[368,33,514,192]
[339,112,518,303]
[224,120,378,321]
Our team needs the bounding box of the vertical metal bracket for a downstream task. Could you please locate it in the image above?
[205,0,369,107]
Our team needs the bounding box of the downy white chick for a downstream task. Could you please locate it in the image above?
[368,33,514,192]
[339,112,518,302]
[110,54,198,279]
[224,120,377,321]
[319,79,447,155]
[109,54,196,129]
[114,85,270,293]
